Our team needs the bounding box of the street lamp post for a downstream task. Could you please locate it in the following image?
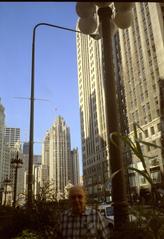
[27,23,94,207]
[76,2,134,229]
[98,6,129,228]
[11,151,23,207]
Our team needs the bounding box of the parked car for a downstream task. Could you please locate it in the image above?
[98,204,114,230]
[98,204,144,230]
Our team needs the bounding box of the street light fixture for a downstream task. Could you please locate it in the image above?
[27,23,98,207]
[11,151,23,207]
[76,2,134,229]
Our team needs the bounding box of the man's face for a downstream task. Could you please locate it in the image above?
[69,187,86,215]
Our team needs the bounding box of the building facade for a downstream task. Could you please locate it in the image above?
[69,148,80,185]
[0,99,5,186]
[42,116,71,194]
[76,2,164,200]
[4,128,20,149]
[118,2,164,194]
[4,127,21,197]
[76,29,111,201]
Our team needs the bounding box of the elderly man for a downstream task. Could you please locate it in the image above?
[57,185,110,239]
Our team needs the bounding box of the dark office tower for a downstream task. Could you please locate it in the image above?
[23,142,29,155]
[68,148,80,185]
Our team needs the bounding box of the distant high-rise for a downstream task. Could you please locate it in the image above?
[22,142,42,198]
[118,2,164,193]
[4,127,21,191]
[0,99,6,185]
[69,148,80,185]
[23,142,29,155]
[4,127,20,149]
[42,116,71,194]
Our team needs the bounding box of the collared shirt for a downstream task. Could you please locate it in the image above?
[57,207,110,239]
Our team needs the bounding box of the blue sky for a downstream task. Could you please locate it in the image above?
[0,2,82,174]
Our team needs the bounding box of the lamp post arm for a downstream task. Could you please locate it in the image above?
[27,22,85,208]
[33,22,82,35]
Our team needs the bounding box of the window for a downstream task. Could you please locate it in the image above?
[140,175,147,184]
[145,90,148,98]
[147,102,150,110]
[150,171,161,183]
[144,117,148,124]
[148,114,152,121]
[152,84,156,90]
[150,126,155,135]
[147,145,150,152]
[144,129,148,138]
[152,140,156,146]
[139,133,142,140]
[156,109,160,116]
[157,123,161,131]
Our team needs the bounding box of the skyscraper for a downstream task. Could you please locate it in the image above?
[42,116,71,194]
[4,127,20,149]
[23,142,29,155]
[118,2,164,194]
[4,127,21,194]
[76,30,110,200]
[69,148,80,185]
[76,2,164,199]
[0,99,6,185]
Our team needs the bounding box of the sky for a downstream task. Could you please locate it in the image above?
[0,2,82,174]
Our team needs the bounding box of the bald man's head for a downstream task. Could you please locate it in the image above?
[69,185,87,215]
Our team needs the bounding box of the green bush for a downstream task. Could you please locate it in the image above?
[13,229,40,239]
[0,200,69,239]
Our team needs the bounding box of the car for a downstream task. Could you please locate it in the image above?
[98,204,114,230]
[98,204,144,230]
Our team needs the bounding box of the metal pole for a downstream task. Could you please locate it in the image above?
[98,7,129,229]
[13,166,18,208]
[4,186,7,206]
[27,23,84,207]
[27,26,35,208]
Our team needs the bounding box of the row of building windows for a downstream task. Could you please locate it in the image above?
[138,123,161,140]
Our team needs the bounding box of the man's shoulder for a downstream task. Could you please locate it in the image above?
[60,207,100,217]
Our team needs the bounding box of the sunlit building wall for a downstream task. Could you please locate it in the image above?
[4,128,20,149]
[76,29,110,200]
[42,116,71,194]
[34,164,42,197]
[118,2,164,193]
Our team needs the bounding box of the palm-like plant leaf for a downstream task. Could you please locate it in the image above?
[128,167,153,186]
[110,129,148,171]
[133,123,147,171]
[110,123,163,191]
[136,139,162,149]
